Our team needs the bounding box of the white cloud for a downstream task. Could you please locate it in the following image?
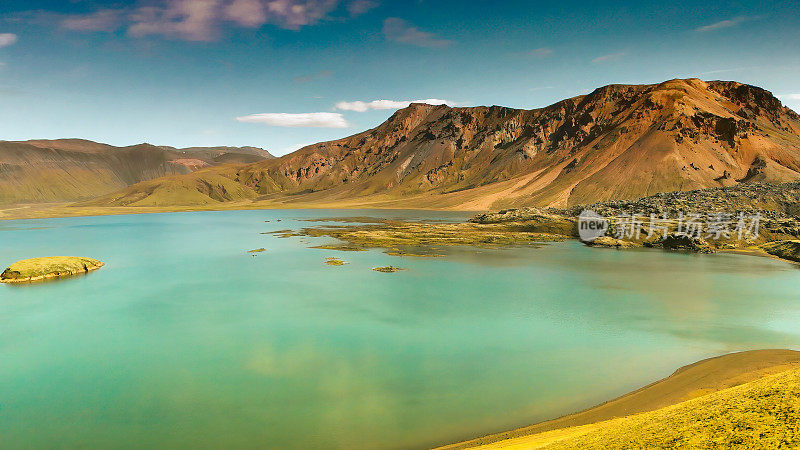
[0,33,18,48]
[695,16,753,32]
[335,98,453,112]
[265,0,339,29]
[382,18,452,48]
[224,0,267,27]
[236,112,349,127]
[129,0,221,41]
[778,94,800,101]
[17,1,373,42]
[591,52,626,64]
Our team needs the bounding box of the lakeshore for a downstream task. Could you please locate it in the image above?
[439,349,800,449]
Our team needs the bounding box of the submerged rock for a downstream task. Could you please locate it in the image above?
[1,256,104,283]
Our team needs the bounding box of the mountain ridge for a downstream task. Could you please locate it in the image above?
[23,78,800,209]
[0,139,273,204]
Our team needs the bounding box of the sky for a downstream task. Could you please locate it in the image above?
[0,0,799,155]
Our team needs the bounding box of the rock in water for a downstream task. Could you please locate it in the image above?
[586,236,639,248]
[373,266,404,273]
[1,256,104,283]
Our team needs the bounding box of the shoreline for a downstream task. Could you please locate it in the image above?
[6,204,799,266]
[0,201,484,222]
[437,349,800,449]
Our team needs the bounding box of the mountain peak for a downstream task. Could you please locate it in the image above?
[77,79,800,210]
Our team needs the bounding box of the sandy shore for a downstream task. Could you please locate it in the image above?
[438,349,800,449]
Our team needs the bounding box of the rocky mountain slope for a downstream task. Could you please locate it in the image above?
[0,139,273,203]
[83,79,800,209]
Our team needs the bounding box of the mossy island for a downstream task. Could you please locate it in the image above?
[1,256,104,283]
[373,266,404,273]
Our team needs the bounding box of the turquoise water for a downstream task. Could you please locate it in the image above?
[2,209,800,449]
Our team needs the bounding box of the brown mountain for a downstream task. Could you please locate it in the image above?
[0,139,273,204]
[84,79,800,209]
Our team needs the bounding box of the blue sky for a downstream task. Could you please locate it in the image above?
[0,0,799,155]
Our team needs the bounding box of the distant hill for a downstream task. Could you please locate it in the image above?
[0,139,272,203]
[157,145,275,164]
[84,79,800,209]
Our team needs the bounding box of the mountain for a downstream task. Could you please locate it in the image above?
[0,139,273,204]
[156,145,275,164]
[81,79,800,209]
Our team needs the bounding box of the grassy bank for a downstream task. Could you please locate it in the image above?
[439,350,800,449]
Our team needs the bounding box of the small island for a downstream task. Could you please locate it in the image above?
[373,266,404,273]
[1,256,105,283]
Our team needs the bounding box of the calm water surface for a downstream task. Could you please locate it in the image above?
[1,209,800,449]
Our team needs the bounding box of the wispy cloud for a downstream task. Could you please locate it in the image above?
[697,66,759,76]
[0,33,18,48]
[382,18,452,48]
[528,47,553,58]
[128,0,222,41]
[335,98,453,112]
[62,9,122,31]
[695,16,756,32]
[27,0,370,42]
[591,52,626,64]
[293,69,334,83]
[224,0,268,27]
[346,0,379,16]
[263,0,339,30]
[778,94,800,101]
[236,112,349,127]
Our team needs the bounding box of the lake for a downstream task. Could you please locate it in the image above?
[2,209,800,449]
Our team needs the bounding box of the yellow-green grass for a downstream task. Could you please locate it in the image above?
[373,266,404,273]
[295,221,569,258]
[1,256,104,283]
[441,349,800,449]
[539,364,800,449]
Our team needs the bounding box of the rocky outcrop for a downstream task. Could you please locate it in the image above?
[655,234,715,253]
[761,240,800,263]
[470,207,577,236]
[586,236,639,249]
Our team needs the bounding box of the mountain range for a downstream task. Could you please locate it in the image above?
[0,139,273,204]
[6,78,800,210]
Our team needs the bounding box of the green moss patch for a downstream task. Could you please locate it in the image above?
[1,256,104,283]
